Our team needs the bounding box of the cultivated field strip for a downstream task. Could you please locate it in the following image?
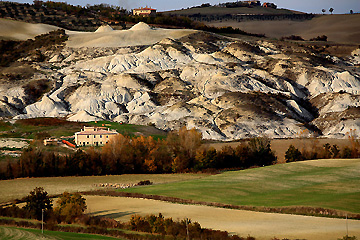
[0,226,57,240]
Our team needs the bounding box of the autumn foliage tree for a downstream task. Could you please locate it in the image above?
[55,192,87,223]
[1,128,289,179]
[168,127,202,172]
[23,187,53,220]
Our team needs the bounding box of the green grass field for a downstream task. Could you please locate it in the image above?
[0,173,208,203]
[88,121,166,140]
[0,119,166,140]
[120,159,360,214]
[0,226,123,239]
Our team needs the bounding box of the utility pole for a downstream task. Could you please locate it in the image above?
[346,214,349,237]
[41,209,44,234]
[186,218,190,240]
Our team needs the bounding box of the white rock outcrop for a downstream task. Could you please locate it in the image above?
[1,23,360,140]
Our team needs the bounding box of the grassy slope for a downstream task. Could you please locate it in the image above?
[210,14,360,45]
[88,121,167,140]
[120,159,360,213]
[0,173,207,203]
[0,226,123,240]
[0,119,167,139]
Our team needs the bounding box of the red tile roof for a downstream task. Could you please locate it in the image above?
[133,7,156,11]
[76,130,118,135]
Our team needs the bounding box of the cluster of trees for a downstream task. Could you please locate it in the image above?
[285,139,360,163]
[322,8,334,14]
[280,34,328,42]
[0,188,255,240]
[218,1,260,8]
[0,128,276,180]
[129,213,248,240]
[0,187,86,223]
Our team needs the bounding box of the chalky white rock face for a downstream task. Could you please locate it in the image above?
[1,22,360,140]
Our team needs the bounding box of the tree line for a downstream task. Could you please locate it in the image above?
[285,135,360,163]
[0,127,277,180]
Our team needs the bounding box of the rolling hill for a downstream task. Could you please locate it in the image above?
[210,14,360,45]
[120,159,360,214]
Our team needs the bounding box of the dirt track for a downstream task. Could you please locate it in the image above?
[86,196,360,240]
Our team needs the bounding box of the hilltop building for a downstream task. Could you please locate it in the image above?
[75,126,119,147]
[243,1,261,6]
[132,7,156,17]
[262,2,277,9]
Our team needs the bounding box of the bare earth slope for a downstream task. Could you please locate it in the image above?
[0,21,360,140]
[210,14,360,44]
[0,18,59,40]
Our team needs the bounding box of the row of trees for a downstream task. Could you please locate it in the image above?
[0,128,276,180]
[129,213,247,240]
[285,140,360,163]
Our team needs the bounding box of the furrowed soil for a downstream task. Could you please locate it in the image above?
[86,195,360,240]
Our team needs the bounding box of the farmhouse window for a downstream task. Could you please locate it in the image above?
[100,135,102,138]
[87,135,89,138]
[87,142,89,144]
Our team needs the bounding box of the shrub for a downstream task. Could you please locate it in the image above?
[54,192,87,223]
[280,35,304,41]
[338,236,357,240]
[285,145,303,162]
[310,35,328,41]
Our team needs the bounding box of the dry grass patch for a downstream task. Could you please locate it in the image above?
[86,195,360,240]
[0,173,208,204]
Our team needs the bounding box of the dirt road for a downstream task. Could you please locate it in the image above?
[86,196,360,240]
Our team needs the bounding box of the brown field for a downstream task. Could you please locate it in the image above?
[0,173,207,204]
[205,138,353,162]
[210,14,360,45]
[86,195,360,240]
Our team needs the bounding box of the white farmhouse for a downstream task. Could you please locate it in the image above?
[75,126,119,147]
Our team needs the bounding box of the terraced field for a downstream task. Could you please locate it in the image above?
[121,159,360,213]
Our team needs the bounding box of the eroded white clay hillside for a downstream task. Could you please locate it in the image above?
[1,22,360,140]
